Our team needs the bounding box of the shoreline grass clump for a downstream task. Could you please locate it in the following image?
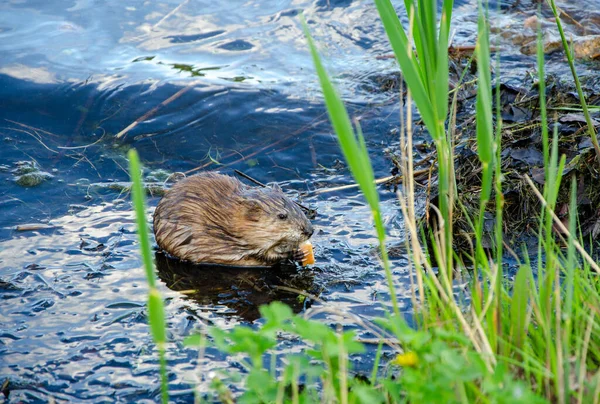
[128,0,600,402]
[374,0,456,279]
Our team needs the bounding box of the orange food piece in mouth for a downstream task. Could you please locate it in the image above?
[299,241,315,266]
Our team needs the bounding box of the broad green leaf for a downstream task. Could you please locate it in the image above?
[260,301,293,331]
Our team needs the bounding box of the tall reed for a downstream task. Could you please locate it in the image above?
[128,149,169,404]
[374,0,456,279]
[547,0,600,166]
[302,18,400,317]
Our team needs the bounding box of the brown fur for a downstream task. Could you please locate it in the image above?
[153,172,313,266]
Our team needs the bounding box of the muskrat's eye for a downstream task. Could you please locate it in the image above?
[278,213,288,220]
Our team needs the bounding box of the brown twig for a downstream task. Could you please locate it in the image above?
[15,224,59,231]
[310,168,430,196]
[234,169,266,187]
[310,176,394,195]
[115,84,194,139]
[523,174,600,274]
[270,285,324,303]
[233,169,314,215]
[183,116,329,175]
[376,45,499,60]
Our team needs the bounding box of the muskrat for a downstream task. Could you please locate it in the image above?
[153,172,314,266]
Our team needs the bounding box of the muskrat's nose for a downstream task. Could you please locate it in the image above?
[303,223,314,238]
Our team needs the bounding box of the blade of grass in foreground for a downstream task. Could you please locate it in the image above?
[128,149,169,404]
[474,0,494,261]
[302,18,399,318]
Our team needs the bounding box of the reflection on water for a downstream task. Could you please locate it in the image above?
[155,252,316,322]
[0,0,597,401]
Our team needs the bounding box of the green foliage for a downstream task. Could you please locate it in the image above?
[128,149,156,289]
[474,0,494,241]
[373,0,452,140]
[185,302,366,402]
[186,302,544,403]
[374,0,455,275]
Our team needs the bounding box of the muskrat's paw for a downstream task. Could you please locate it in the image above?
[294,241,315,266]
[292,248,305,262]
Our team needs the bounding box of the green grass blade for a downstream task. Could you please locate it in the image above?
[475,0,494,254]
[128,149,156,289]
[441,0,454,35]
[373,0,437,138]
[536,7,549,176]
[128,149,169,404]
[149,290,169,403]
[148,289,167,344]
[415,1,436,94]
[434,4,451,129]
[475,1,493,171]
[565,177,576,319]
[548,0,600,166]
[302,23,377,210]
[302,18,399,317]
[510,265,530,353]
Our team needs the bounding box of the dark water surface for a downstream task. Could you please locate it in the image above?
[0,0,597,402]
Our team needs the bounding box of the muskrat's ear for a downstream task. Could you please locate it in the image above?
[270,182,283,193]
[243,199,262,222]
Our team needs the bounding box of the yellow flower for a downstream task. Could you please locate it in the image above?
[392,351,418,367]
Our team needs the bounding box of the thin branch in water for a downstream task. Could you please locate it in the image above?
[233,170,314,215]
[5,127,59,154]
[234,169,267,187]
[115,84,194,139]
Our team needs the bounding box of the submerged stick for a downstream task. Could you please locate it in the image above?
[310,167,430,196]
[115,84,194,139]
[310,175,395,195]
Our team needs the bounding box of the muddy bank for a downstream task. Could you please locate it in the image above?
[391,66,600,251]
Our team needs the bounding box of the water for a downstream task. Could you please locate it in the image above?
[0,0,598,402]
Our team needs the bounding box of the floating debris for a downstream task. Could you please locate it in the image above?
[11,161,54,187]
[14,224,58,231]
[15,171,54,187]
